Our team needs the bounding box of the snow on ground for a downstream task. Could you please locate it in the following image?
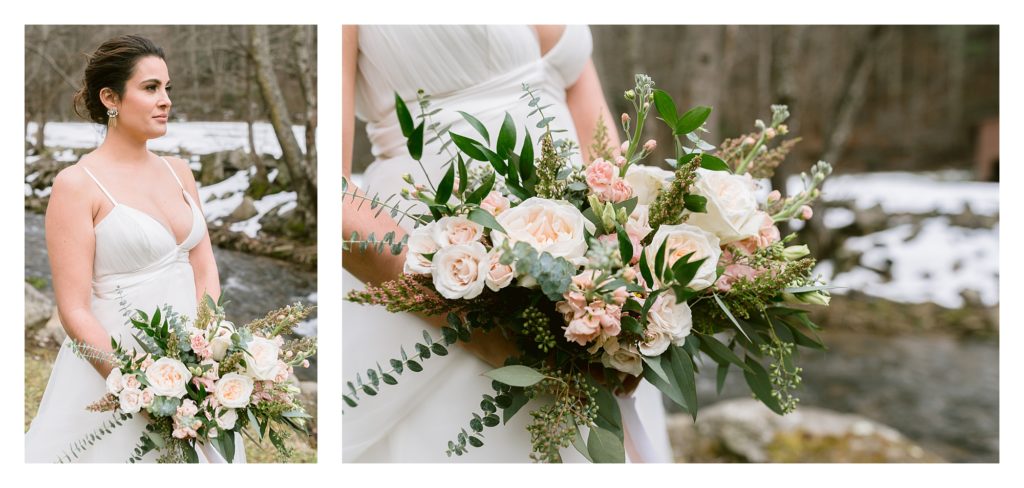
[790,170,999,216]
[816,217,999,308]
[229,191,298,238]
[196,167,298,237]
[26,121,306,158]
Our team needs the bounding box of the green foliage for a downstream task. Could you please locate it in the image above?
[498,241,575,301]
[343,313,471,409]
[648,153,701,229]
[58,412,133,463]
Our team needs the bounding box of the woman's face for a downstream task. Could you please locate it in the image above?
[106,55,172,140]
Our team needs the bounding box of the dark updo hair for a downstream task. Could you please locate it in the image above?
[73,34,166,125]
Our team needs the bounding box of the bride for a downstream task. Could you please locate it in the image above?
[24,34,245,463]
[342,25,672,462]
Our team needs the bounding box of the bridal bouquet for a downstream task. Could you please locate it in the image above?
[343,74,832,462]
[65,295,316,463]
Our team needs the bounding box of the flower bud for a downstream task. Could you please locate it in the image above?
[614,155,627,167]
[621,113,631,124]
[782,245,810,261]
[617,207,628,225]
[767,190,782,203]
[643,139,657,152]
[625,90,636,100]
[401,173,414,185]
[764,128,777,139]
[777,124,789,135]
[601,204,618,231]
[622,266,637,282]
[742,136,756,147]
[784,290,830,306]
[800,205,813,220]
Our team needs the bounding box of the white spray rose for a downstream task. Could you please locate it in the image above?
[432,241,489,299]
[624,164,674,205]
[601,337,644,376]
[647,223,722,290]
[144,357,192,398]
[431,216,484,247]
[210,320,235,361]
[245,336,283,381]
[404,222,440,275]
[639,294,693,356]
[105,368,124,395]
[216,408,239,430]
[214,373,254,409]
[687,168,762,244]
[117,387,145,414]
[485,249,515,292]
[491,197,595,266]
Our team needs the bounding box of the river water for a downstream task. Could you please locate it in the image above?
[24,212,318,381]
[688,329,999,462]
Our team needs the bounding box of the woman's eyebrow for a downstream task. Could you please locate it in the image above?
[138,78,170,85]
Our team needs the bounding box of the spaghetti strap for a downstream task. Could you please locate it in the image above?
[159,157,186,191]
[81,167,118,206]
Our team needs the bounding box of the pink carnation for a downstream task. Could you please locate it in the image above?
[564,315,601,346]
[601,178,633,203]
[586,158,617,194]
[716,263,760,292]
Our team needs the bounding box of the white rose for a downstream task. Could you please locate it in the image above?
[485,249,515,291]
[647,223,721,290]
[431,216,484,247]
[639,294,693,356]
[118,387,145,414]
[144,357,192,398]
[245,336,283,381]
[625,164,674,205]
[214,373,254,409]
[403,222,439,275]
[216,408,239,430]
[601,337,643,376]
[431,241,489,299]
[210,320,235,361]
[491,197,595,266]
[105,368,124,395]
[687,168,762,244]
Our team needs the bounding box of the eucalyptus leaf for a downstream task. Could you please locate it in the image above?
[588,426,625,463]
[483,365,546,387]
[468,207,507,235]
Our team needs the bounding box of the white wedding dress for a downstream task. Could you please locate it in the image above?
[343,25,672,462]
[25,157,245,463]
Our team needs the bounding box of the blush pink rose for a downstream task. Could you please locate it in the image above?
[480,191,511,216]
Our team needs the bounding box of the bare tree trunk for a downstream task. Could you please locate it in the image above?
[243,26,269,199]
[291,25,318,190]
[756,26,773,116]
[821,26,887,166]
[248,25,316,229]
[687,26,724,138]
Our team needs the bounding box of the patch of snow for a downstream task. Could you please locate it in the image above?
[228,191,298,238]
[824,207,856,229]
[25,121,305,158]
[25,155,41,165]
[294,318,317,337]
[816,217,998,308]
[25,172,40,183]
[791,171,999,216]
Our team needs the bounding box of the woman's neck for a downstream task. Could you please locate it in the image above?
[96,128,150,163]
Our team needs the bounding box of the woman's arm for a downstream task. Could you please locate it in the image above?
[342,25,407,284]
[170,156,221,303]
[46,166,115,377]
[566,59,621,163]
[341,26,515,366]
[532,25,620,161]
